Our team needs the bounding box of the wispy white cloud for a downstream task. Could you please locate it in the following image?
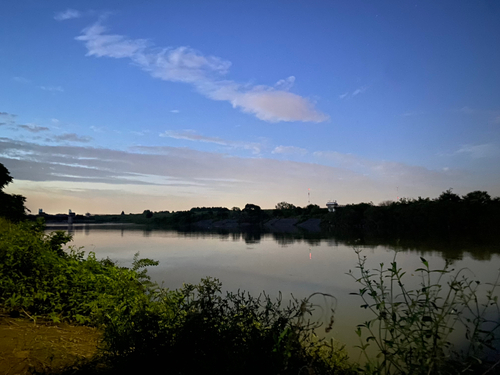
[135,45,232,83]
[76,23,149,59]
[207,83,327,123]
[18,124,49,133]
[339,86,368,100]
[275,76,295,91]
[170,109,180,113]
[455,144,498,159]
[272,145,307,156]
[54,9,82,21]
[160,130,261,154]
[39,86,64,92]
[352,86,367,97]
[75,21,328,123]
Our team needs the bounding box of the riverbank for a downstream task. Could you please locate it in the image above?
[0,314,100,375]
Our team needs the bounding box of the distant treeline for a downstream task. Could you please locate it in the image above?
[122,203,327,227]
[33,188,500,239]
[85,190,500,238]
[323,190,500,238]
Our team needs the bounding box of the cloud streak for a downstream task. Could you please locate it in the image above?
[272,145,308,155]
[54,9,82,21]
[339,86,368,100]
[160,130,261,154]
[0,137,492,213]
[75,21,328,123]
[18,124,50,133]
[49,133,93,143]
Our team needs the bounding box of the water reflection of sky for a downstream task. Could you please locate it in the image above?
[47,224,500,360]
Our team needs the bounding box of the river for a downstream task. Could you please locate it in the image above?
[47,223,500,361]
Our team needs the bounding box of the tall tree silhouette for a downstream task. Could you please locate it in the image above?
[0,163,28,221]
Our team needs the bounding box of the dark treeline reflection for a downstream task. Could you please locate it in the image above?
[46,223,500,261]
[329,230,500,261]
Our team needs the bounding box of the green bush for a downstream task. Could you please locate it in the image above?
[0,217,156,324]
[349,249,500,374]
[0,218,354,375]
[97,277,354,374]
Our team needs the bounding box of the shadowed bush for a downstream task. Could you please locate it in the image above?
[349,249,500,374]
[0,218,354,375]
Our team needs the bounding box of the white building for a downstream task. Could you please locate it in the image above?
[326,200,338,212]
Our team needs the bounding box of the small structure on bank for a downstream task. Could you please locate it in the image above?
[68,209,76,224]
[326,200,338,212]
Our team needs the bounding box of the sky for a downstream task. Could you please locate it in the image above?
[1,0,500,214]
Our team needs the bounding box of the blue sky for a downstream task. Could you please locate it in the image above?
[1,0,499,214]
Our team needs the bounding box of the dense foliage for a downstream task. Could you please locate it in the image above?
[0,218,155,324]
[0,218,354,375]
[323,190,500,238]
[96,278,354,374]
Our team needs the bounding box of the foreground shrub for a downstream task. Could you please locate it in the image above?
[349,249,500,374]
[0,218,156,324]
[0,218,354,374]
[97,277,354,374]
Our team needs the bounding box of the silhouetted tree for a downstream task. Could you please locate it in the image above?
[0,163,28,221]
[437,189,461,203]
[243,203,261,214]
[275,202,296,210]
[0,163,13,190]
[462,191,491,205]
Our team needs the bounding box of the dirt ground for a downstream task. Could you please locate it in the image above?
[0,313,100,375]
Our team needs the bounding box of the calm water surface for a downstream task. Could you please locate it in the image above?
[47,223,500,360]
